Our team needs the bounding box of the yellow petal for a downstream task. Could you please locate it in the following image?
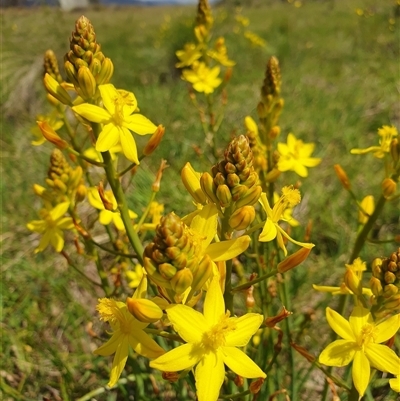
[319,339,356,367]
[190,204,218,250]
[87,187,104,210]
[99,210,114,226]
[36,230,52,253]
[225,314,263,347]
[108,335,129,388]
[259,219,277,242]
[27,220,46,233]
[98,84,118,115]
[124,114,157,135]
[205,235,251,262]
[203,275,225,326]
[352,351,370,398]
[94,331,121,356]
[365,343,400,374]
[326,307,355,341]
[222,346,266,378]
[112,214,125,231]
[375,314,400,343]
[50,202,70,220]
[57,217,74,230]
[72,103,111,123]
[50,228,64,252]
[150,343,201,372]
[167,304,208,343]
[120,126,139,164]
[127,330,165,359]
[349,306,373,338]
[195,350,225,401]
[96,123,120,152]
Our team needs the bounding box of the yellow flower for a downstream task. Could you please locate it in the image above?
[277,133,321,177]
[351,125,398,159]
[126,264,144,289]
[207,37,235,67]
[182,61,222,94]
[390,375,400,393]
[87,187,137,231]
[72,84,157,164]
[27,202,74,253]
[150,276,266,401]
[244,31,266,47]
[259,187,314,255]
[358,195,374,225]
[319,307,400,398]
[175,43,202,68]
[94,275,165,388]
[313,258,373,297]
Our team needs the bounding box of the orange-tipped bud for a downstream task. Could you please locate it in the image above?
[382,178,397,198]
[249,377,265,394]
[229,205,256,230]
[277,247,313,273]
[334,164,351,190]
[344,268,362,296]
[143,125,165,156]
[152,159,169,192]
[97,182,114,211]
[224,67,233,83]
[181,162,207,204]
[358,195,374,225]
[126,297,163,323]
[264,306,292,327]
[170,268,193,295]
[77,66,97,100]
[43,73,72,105]
[37,121,68,149]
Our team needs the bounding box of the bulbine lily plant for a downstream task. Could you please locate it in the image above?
[27,1,399,400]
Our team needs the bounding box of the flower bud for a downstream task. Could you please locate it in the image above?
[234,185,262,209]
[344,268,362,295]
[277,247,313,273]
[334,164,351,190]
[382,178,397,198]
[97,182,114,211]
[64,60,79,87]
[358,195,374,225]
[384,271,396,285]
[143,125,165,156]
[126,297,163,323]
[370,277,383,297]
[200,172,219,205]
[37,121,68,149]
[43,73,72,106]
[96,57,114,85]
[170,268,193,295]
[290,342,316,363]
[229,206,255,230]
[216,184,232,207]
[181,162,207,204]
[162,372,179,383]
[269,125,280,140]
[265,168,281,182]
[383,294,400,311]
[383,283,398,297]
[191,254,213,291]
[158,263,177,280]
[234,375,244,388]
[77,66,97,100]
[75,183,87,202]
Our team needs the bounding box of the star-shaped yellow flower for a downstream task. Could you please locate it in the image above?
[94,275,165,388]
[150,276,266,401]
[277,133,321,177]
[27,202,74,253]
[72,84,157,164]
[182,62,222,94]
[319,307,400,398]
[259,187,314,255]
[175,43,202,68]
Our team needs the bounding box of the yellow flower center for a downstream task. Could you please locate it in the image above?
[356,323,377,350]
[97,298,132,333]
[112,96,126,127]
[202,312,236,351]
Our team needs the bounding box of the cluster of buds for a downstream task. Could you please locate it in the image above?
[370,248,400,315]
[257,56,284,140]
[196,0,213,32]
[44,49,63,84]
[200,135,261,230]
[64,15,114,100]
[37,149,86,205]
[143,213,213,303]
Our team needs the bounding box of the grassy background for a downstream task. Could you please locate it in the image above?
[1,0,399,399]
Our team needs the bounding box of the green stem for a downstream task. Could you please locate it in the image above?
[231,268,279,293]
[135,191,157,232]
[143,328,183,342]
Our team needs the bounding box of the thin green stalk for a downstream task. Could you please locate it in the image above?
[231,268,279,292]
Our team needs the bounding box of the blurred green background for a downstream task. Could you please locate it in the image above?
[1,0,399,399]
